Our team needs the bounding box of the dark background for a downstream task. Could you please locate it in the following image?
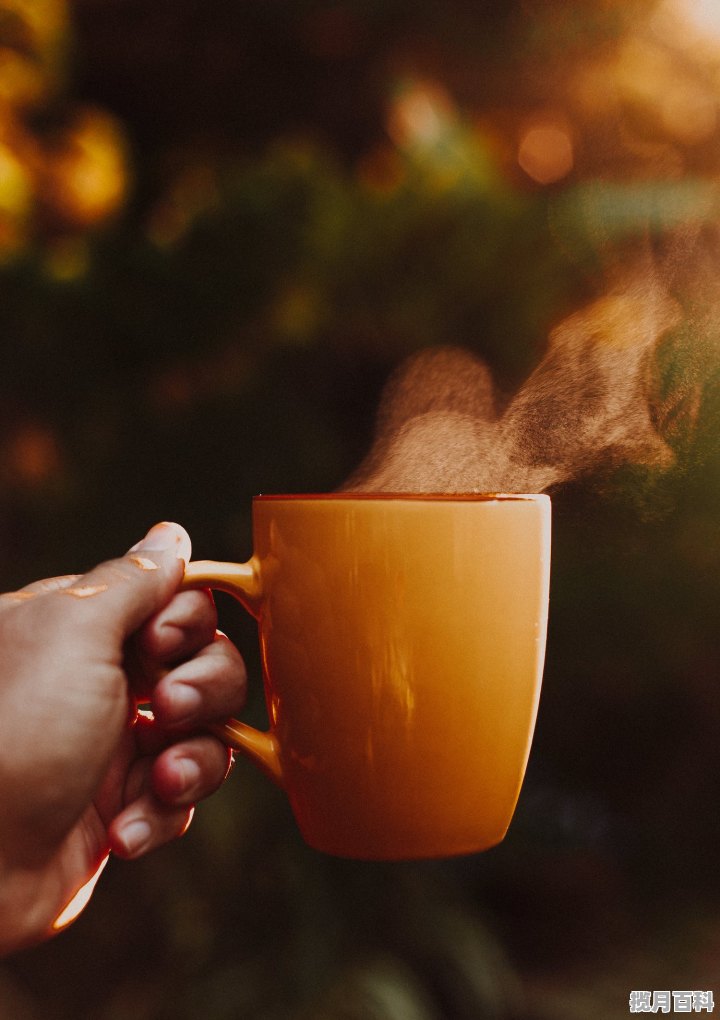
[0,1,719,1016]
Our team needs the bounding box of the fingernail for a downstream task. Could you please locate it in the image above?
[119,819,152,856]
[178,757,202,795]
[129,522,191,564]
[169,683,202,724]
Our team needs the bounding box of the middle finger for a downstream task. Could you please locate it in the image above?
[150,631,248,731]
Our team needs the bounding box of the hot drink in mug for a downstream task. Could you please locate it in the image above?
[183,493,551,860]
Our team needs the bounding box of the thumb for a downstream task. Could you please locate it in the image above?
[69,522,192,640]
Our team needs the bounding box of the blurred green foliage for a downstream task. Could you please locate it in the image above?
[1,0,720,1017]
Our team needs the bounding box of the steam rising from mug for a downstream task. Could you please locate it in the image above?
[344,267,684,494]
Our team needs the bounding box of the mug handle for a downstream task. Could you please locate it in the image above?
[179,559,284,788]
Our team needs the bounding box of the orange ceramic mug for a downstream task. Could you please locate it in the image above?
[182,493,551,860]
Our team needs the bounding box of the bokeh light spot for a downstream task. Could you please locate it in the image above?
[518,120,574,185]
[388,81,456,150]
[654,0,720,51]
[44,107,128,228]
[4,422,63,487]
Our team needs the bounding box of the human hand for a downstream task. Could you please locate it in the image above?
[0,522,247,955]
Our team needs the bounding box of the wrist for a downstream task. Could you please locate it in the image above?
[0,850,109,956]
[0,862,62,956]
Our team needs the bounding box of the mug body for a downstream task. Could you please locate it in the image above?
[252,493,551,860]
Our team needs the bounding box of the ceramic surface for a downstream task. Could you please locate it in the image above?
[183,493,551,860]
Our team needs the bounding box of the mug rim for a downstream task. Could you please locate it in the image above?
[255,492,550,503]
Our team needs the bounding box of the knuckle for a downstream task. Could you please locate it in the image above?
[152,589,217,644]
